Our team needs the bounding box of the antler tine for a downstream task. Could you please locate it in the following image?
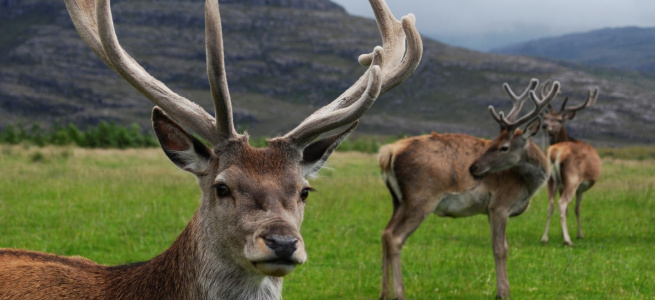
[64,0,223,145]
[503,78,539,120]
[491,81,561,131]
[488,105,504,125]
[365,1,423,94]
[558,97,570,113]
[206,0,238,141]
[562,87,599,113]
[540,79,552,99]
[280,0,423,148]
[509,81,561,129]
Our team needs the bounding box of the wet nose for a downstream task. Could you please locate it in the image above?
[469,164,478,175]
[264,235,298,259]
[542,123,548,129]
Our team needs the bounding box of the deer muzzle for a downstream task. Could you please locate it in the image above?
[250,224,306,277]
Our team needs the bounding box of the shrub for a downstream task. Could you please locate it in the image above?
[0,122,158,149]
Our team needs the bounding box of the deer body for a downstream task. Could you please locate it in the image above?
[378,79,559,299]
[540,88,601,245]
[0,0,422,298]
[382,133,548,216]
[379,132,548,299]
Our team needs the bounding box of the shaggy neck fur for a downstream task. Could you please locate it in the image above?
[105,214,283,300]
[549,126,576,144]
[514,141,549,192]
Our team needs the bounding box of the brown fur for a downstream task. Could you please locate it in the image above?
[0,222,199,300]
[541,123,601,246]
[378,130,548,300]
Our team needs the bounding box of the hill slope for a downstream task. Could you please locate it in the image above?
[1,0,655,145]
[492,27,655,74]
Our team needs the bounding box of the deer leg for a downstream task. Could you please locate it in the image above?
[381,229,391,299]
[382,206,430,300]
[380,207,401,299]
[575,190,584,239]
[541,177,557,244]
[558,186,576,246]
[489,210,510,299]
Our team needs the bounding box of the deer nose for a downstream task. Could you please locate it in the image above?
[469,164,478,174]
[542,123,548,129]
[264,235,298,259]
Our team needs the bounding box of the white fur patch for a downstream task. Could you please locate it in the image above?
[547,147,562,186]
[171,148,209,173]
[382,168,403,203]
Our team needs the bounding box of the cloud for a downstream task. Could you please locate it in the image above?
[331,0,655,50]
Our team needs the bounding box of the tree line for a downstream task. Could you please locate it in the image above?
[0,122,158,149]
[0,122,402,152]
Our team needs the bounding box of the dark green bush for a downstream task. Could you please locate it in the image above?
[0,122,157,149]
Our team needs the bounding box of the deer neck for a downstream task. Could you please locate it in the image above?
[106,214,283,300]
[514,141,549,191]
[549,126,571,144]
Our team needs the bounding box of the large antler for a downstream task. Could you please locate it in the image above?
[490,79,561,131]
[541,79,598,115]
[64,0,235,146]
[502,78,539,120]
[279,0,423,148]
[560,87,599,114]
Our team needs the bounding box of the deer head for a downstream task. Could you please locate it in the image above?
[542,81,599,137]
[470,79,560,178]
[63,0,422,278]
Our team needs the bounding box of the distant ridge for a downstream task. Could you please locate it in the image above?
[491,26,655,74]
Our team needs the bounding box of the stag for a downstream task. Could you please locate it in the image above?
[378,79,559,299]
[539,84,601,246]
[0,0,422,299]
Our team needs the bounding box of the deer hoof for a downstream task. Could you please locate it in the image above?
[563,240,574,246]
[540,238,549,244]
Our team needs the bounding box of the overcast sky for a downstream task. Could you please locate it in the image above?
[331,0,655,51]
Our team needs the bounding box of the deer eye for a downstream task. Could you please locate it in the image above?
[499,146,510,152]
[300,188,313,202]
[215,184,230,198]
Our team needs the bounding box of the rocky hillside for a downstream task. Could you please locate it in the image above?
[1,0,654,145]
[492,27,655,75]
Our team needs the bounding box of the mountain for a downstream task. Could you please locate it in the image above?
[491,27,655,74]
[1,0,655,145]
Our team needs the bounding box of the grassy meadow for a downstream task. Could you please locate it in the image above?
[0,145,653,299]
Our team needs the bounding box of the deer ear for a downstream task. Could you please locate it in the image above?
[300,121,358,178]
[152,107,212,175]
[522,118,541,139]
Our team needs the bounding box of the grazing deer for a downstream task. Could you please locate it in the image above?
[0,0,422,299]
[378,79,559,299]
[539,84,601,246]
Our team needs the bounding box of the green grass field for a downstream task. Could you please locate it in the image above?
[0,145,653,299]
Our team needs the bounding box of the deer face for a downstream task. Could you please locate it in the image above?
[151,109,336,277]
[470,79,560,178]
[542,110,574,137]
[204,142,309,277]
[469,119,540,178]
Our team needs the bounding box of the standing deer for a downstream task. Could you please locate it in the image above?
[378,78,559,299]
[539,84,601,246]
[0,0,422,299]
